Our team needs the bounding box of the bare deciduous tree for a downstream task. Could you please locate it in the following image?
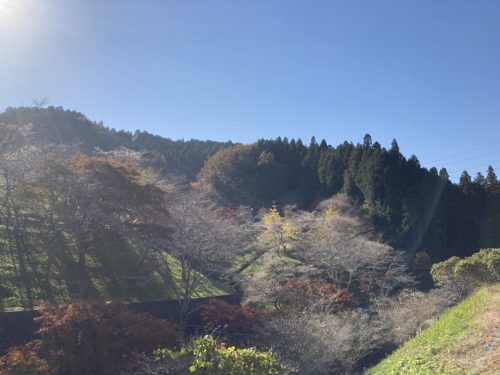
[152,189,252,340]
[295,210,413,299]
[372,287,453,346]
[258,309,384,375]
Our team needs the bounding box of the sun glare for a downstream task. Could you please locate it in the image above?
[0,0,43,43]
[0,0,16,20]
[0,0,13,13]
[0,0,32,20]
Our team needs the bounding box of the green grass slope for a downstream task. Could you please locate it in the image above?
[0,239,233,312]
[366,284,500,375]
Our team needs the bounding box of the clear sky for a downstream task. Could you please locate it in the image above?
[1,0,499,181]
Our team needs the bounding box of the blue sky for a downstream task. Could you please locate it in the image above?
[1,0,499,181]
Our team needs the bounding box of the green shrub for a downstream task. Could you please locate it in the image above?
[431,248,500,288]
[155,335,283,375]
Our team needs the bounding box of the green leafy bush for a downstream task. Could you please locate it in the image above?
[431,248,500,288]
[155,335,283,375]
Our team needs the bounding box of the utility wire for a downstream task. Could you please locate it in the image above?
[436,150,500,166]
[423,139,500,164]
[448,159,500,175]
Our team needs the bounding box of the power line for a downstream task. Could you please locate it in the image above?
[448,159,500,175]
[423,139,500,164]
[437,150,500,166]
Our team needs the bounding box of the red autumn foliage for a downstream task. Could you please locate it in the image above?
[68,153,140,181]
[200,300,269,334]
[218,206,237,219]
[275,278,356,312]
[0,342,48,375]
[0,300,178,375]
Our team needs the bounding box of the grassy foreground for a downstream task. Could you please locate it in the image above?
[366,284,500,375]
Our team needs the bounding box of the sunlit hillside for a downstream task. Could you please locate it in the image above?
[366,284,500,375]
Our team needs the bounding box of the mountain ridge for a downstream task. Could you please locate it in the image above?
[1,105,500,263]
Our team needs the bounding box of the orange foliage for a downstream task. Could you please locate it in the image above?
[66,153,140,181]
[217,207,237,220]
[276,278,356,312]
[189,180,203,189]
[200,300,269,334]
[0,301,178,375]
[0,342,48,375]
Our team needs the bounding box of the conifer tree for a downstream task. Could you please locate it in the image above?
[390,138,400,155]
[363,134,372,148]
[474,172,486,186]
[459,171,473,194]
[486,165,498,189]
[439,168,450,180]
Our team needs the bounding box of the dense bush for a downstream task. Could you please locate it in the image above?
[431,248,500,297]
[153,335,283,375]
[0,300,178,375]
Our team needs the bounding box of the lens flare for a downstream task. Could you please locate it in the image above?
[0,0,15,18]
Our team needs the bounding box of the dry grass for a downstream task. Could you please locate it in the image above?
[443,288,500,374]
[366,284,500,375]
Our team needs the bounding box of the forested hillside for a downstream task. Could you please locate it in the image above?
[0,114,238,311]
[2,106,499,264]
[0,106,231,179]
[199,136,500,262]
[1,106,499,374]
